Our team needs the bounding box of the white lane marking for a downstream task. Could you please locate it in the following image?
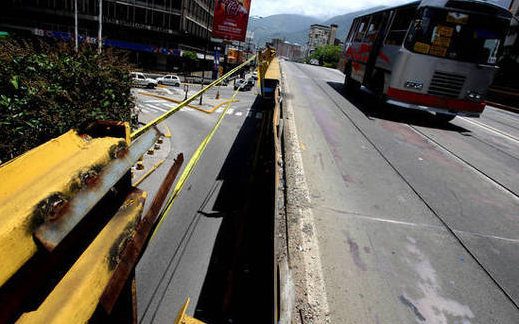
[459,117,519,144]
[235,111,243,116]
[183,107,193,112]
[141,108,150,113]
[163,88,172,94]
[146,104,168,112]
[255,112,263,119]
[226,108,235,115]
[144,100,166,103]
[216,108,224,113]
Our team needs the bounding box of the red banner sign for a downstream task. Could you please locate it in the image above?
[212,0,251,42]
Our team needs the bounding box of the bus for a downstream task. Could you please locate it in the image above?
[342,0,512,122]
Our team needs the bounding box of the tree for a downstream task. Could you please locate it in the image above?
[308,45,342,68]
[181,50,199,72]
[0,37,136,162]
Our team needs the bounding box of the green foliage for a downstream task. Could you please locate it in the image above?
[181,50,199,72]
[309,45,342,68]
[0,38,136,162]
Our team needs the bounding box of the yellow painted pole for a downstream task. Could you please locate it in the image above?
[131,54,257,140]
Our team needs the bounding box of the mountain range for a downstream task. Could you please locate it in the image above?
[248,6,385,47]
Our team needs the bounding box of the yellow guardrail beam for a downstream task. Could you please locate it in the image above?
[174,298,207,324]
[131,54,257,140]
[265,57,280,81]
[0,130,125,288]
[16,189,146,324]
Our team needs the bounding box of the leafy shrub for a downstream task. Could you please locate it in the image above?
[181,50,199,72]
[309,45,342,67]
[0,38,136,162]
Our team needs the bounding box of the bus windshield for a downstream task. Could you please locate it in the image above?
[404,7,509,65]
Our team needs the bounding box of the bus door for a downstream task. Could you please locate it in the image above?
[363,12,391,88]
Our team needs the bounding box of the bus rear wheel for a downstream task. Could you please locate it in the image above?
[435,113,456,123]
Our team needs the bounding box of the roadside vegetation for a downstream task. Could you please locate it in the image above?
[307,45,342,68]
[0,37,136,163]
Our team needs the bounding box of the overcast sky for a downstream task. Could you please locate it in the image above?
[249,0,512,19]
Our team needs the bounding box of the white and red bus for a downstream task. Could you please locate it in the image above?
[342,0,512,121]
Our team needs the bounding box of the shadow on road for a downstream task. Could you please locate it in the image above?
[194,96,274,324]
[326,81,471,133]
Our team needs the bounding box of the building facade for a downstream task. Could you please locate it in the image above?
[1,0,216,70]
[271,38,303,60]
[306,23,338,57]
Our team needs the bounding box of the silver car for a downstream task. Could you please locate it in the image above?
[156,75,181,87]
[131,72,157,89]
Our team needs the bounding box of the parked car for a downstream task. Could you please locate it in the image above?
[246,78,255,87]
[131,72,157,89]
[234,79,252,91]
[156,75,181,86]
[252,71,258,80]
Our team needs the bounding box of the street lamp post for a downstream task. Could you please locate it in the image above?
[98,0,102,54]
[74,0,78,52]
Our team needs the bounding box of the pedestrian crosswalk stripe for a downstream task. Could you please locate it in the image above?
[141,108,150,113]
[226,109,234,115]
[235,111,243,116]
[146,104,168,112]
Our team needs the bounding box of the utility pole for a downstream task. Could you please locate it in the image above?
[98,0,102,54]
[74,0,78,52]
[199,11,210,105]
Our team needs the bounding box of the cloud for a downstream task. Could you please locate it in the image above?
[249,0,410,19]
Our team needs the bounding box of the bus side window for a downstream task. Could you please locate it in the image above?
[355,17,370,42]
[346,19,358,43]
[364,13,383,44]
[385,7,415,45]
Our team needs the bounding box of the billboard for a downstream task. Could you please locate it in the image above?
[212,0,251,42]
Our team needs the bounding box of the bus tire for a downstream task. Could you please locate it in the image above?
[435,113,456,123]
[373,71,387,104]
[344,63,360,93]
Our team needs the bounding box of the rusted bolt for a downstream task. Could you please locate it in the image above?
[136,161,145,170]
[48,198,69,222]
[147,149,154,155]
[154,144,161,150]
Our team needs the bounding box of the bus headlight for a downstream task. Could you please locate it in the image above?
[465,91,482,102]
[405,80,423,90]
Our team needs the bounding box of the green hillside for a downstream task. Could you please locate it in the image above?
[250,6,385,46]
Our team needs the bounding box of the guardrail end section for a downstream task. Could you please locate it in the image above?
[15,189,146,324]
[174,298,208,324]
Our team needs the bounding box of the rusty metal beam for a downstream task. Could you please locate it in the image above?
[34,127,161,251]
[100,153,184,313]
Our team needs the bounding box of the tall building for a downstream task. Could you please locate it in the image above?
[271,38,303,60]
[306,23,338,57]
[1,0,216,70]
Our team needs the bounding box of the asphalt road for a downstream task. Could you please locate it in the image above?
[281,61,519,323]
[131,81,265,324]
